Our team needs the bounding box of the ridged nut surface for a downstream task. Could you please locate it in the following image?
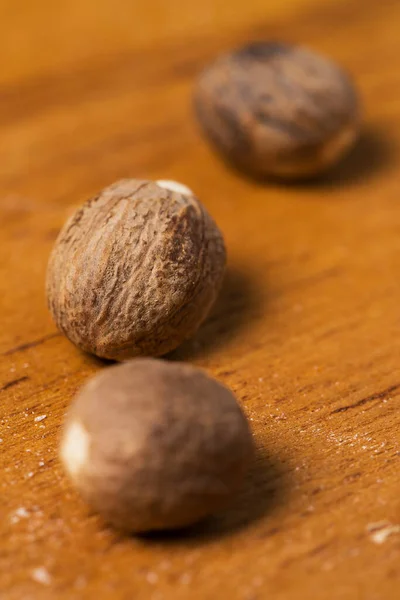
[195,42,360,178]
[46,179,226,360]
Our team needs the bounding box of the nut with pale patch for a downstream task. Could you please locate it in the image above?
[194,41,360,178]
[60,359,254,532]
[46,179,226,360]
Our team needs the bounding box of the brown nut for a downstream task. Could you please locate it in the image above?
[60,358,254,532]
[194,41,360,178]
[46,179,226,360]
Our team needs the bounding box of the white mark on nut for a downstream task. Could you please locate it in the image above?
[61,421,89,478]
[156,180,194,197]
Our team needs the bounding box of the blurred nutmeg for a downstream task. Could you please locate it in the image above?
[46,179,226,360]
[194,41,360,179]
[60,358,254,532]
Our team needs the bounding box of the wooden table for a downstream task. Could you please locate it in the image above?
[1,1,399,598]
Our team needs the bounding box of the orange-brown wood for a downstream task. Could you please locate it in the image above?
[1,1,399,598]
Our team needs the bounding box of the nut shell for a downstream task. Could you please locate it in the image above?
[60,359,254,532]
[194,42,360,178]
[46,179,226,360]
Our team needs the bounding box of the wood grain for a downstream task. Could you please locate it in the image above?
[0,0,399,598]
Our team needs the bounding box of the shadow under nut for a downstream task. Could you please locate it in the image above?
[46,179,226,360]
[194,41,360,178]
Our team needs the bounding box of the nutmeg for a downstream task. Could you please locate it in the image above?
[60,359,253,532]
[194,41,360,178]
[46,179,226,360]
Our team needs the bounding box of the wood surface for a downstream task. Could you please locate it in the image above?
[1,0,399,598]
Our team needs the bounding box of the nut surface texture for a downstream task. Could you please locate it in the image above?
[46,179,226,360]
[194,41,360,178]
[60,359,254,532]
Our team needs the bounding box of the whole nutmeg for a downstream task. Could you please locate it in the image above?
[194,41,360,178]
[46,179,226,360]
[60,359,254,532]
